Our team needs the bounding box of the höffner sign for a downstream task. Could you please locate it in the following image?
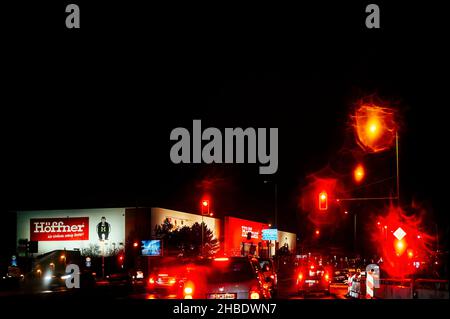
[30,217,89,241]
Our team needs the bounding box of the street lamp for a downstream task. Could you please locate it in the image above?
[354,104,400,201]
[353,164,365,184]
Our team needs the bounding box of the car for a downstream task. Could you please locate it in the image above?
[202,256,271,299]
[296,264,331,297]
[333,268,349,284]
[259,258,278,297]
[147,258,205,299]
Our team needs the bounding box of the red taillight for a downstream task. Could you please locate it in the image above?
[298,273,303,281]
[149,277,155,284]
[214,257,229,262]
[249,290,260,299]
[324,273,330,281]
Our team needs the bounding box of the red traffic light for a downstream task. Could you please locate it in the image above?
[201,199,210,215]
[318,191,328,210]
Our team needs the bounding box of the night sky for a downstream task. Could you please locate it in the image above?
[2,2,447,257]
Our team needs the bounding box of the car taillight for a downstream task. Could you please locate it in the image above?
[149,277,155,284]
[169,278,177,284]
[249,290,260,299]
[324,273,330,281]
[298,273,303,281]
[214,257,229,262]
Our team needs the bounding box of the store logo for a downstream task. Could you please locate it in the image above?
[241,226,259,239]
[30,217,89,241]
[170,120,278,174]
[33,221,86,233]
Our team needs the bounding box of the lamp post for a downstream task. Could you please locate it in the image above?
[201,199,210,256]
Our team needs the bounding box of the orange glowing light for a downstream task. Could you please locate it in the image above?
[353,164,365,183]
[354,104,397,153]
[318,191,328,210]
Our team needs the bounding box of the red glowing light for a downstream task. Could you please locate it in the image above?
[407,250,414,258]
[353,164,365,183]
[318,191,328,210]
[133,242,139,248]
[394,239,406,255]
[371,205,433,278]
[202,200,209,207]
[354,104,397,153]
[315,230,320,235]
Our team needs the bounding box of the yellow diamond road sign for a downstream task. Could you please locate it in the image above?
[393,227,406,240]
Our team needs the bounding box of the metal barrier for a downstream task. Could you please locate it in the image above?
[375,278,413,299]
[373,278,449,299]
[413,279,449,299]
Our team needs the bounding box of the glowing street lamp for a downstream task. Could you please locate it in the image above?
[353,164,365,183]
[355,104,397,153]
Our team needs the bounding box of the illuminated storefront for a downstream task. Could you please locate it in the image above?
[17,208,126,255]
[17,208,294,258]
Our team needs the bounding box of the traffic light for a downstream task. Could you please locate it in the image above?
[318,191,328,210]
[118,252,125,267]
[394,239,406,256]
[201,199,210,215]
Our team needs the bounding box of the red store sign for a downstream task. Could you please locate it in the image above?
[30,217,89,241]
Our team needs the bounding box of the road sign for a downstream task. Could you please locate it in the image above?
[85,257,91,268]
[262,229,278,241]
[11,255,17,267]
[393,227,406,240]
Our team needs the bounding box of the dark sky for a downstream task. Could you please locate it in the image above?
[2,1,448,255]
